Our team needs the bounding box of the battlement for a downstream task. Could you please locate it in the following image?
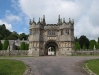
[46,24,58,26]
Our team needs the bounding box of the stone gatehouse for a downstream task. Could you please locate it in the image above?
[28,15,74,56]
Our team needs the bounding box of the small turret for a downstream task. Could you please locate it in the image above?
[63,18,65,23]
[39,17,40,22]
[37,17,40,23]
[43,15,46,25]
[33,18,35,23]
[58,15,62,25]
[32,18,36,24]
[58,15,60,21]
[37,17,41,25]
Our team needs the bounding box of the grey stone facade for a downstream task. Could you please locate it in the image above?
[28,15,74,56]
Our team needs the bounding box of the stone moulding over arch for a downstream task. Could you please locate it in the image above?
[43,40,59,50]
[43,40,59,56]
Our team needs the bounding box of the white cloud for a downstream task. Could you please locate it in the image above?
[18,32,23,34]
[0,20,13,31]
[75,16,99,40]
[15,0,99,40]
[18,0,82,23]
[5,13,21,23]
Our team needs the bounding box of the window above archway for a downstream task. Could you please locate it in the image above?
[47,30,56,36]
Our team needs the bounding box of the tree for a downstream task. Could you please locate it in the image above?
[89,40,96,50]
[98,37,99,43]
[74,37,79,43]
[0,24,11,39]
[19,33,28,40]
[8,33,18,40]
[2,40,9,50]
[20,42,25,50]
[0,34,3,40]
[74,42,80,50]
[79,35,89,49]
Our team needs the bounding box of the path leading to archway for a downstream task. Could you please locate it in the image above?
[11,56,99,75]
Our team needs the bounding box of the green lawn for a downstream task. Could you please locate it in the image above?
[0,59,26,75]
[84,59,99,75]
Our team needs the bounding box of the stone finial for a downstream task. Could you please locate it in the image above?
[61,18,62,23]
[41,18,42,22]
[43,15,45,19]
[59,15,60,19]
[69,18,71,22]
[33,18,35,22]
[38,17,40,22]
[63,18,65,23]
[29,19,32,24]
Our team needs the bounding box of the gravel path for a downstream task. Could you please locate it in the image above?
[11,56,99,75]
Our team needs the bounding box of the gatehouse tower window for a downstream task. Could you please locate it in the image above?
[66,30,69,35]
[33,29,38,34]
[47,30,56,36]
[61,30,63,35]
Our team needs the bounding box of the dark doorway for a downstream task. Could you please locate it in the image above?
[44,41,58,56]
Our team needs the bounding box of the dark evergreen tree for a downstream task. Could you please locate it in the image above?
[79,35,89,49]
[98,37,99,43]
[74,37,79,43]
[0,34,3,40]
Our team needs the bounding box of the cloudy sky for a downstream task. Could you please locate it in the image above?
[0,0,99,40]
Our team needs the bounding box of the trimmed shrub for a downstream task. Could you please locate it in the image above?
[96,43,99,49]
[82,45,86,50]
[25,44,29,50]
[2,40,9,50]
[0,40,3,50]
[20,42,25,50]
[89,40,96,50]
[74,42,80,50]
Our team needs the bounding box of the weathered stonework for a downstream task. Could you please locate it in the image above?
[28,15,74,56]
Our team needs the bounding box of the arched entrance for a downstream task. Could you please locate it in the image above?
[44,41,58,56]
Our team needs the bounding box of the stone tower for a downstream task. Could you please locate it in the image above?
[28,15,74,56]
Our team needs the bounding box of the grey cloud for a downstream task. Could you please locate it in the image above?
[16,0,99,40]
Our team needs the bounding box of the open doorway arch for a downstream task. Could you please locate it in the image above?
[44,40,58,56]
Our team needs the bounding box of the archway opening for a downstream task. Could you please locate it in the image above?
[44,41,58,56]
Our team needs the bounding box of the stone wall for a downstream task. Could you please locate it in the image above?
[74,50,99,55]
[0,50,28,56]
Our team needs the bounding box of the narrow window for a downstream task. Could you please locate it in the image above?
[61,30,63,35]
